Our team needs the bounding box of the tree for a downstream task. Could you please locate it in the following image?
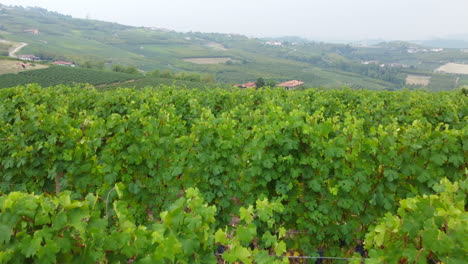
[201,74,216,83]
[93,61,105,70]
[82,61,93,69]
[147,69,161,77]
[112,64,139,74]
[112,64,126,73]
[124,65,139,74]
[266,80,277,87]
[255,77,266,88]
[160,70,173,78]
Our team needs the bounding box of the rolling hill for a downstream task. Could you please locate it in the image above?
[1,4,468,90]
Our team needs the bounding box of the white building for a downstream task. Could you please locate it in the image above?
[265,41,283,46]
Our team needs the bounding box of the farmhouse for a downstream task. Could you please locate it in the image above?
[52,61,75,67]
[361,60,379,65]
[277,80,304,90]
[17,55,41,61]
[234,81,256,89]
[265,41,283,46]
[388,63,409,68]
[23,29,40,34]
[18,63,29,69]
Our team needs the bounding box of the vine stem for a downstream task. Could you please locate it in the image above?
[414,248,425,263]
[105,187,116,218]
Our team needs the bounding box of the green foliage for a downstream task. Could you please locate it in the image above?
[255,77,266,88]
[81,60,105,70]
[0,43,11,55]
[461,85,468,96]
[0,85,466,255]
[100,76,229,90]
[216,198,289,264]
[364,179,467,264]
[0,66,141,88]
[112,64,140,74]
[266,80,277,87]
[0,187,288,263]
[0,188,215,263]
[147,69,216,83]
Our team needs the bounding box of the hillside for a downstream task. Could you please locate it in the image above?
[0,66,142,88]
[1,5,468,90]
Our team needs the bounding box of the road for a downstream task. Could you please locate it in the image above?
[9,42,28,57]
[1,39,28,57]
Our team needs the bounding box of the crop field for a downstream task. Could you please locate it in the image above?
[183,57,233,64]
[100,76,231,90]
[0,85,466,263]
[427,74,457,91]
[436,62,468,74]
[0,66,141,88]
[458,76,468,86]
[405,74,431,86]
[206,42,228,50]
[0,43,11,56]
[0,59,48,75]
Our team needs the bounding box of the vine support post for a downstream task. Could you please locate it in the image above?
[55,172,63,194]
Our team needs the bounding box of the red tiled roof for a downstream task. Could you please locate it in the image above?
[242,82,256,88]
[234,82,256,88]
[277,80,304,88]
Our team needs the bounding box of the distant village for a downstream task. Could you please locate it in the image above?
[16,53,75,67]
[407,48,444,53]
[360,60,410,68]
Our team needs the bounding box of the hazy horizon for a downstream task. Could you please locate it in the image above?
[1,0,468,42]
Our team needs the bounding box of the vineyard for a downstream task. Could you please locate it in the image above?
[0,85,466,263]
[99,76,231,90]
[0,66,141,88]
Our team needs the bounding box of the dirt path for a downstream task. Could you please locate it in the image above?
[9,42,28,57]
[1,39,28,57]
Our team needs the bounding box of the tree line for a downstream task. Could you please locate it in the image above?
[109,64,217,84]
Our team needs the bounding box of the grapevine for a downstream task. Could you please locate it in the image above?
[0,85,466,256]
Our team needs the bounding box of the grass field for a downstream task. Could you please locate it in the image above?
[0,59,48,75]
[206,42,228,50]
[406,74,431,86]
[436,63,468,74]
[0,42,11,56]
[458,76,468,86]
[183,57,233,64]
[427,74,457,91]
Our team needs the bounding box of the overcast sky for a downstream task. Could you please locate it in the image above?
[1,0,468,42]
